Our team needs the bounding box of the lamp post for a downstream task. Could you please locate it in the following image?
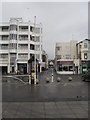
[34,16,36,85]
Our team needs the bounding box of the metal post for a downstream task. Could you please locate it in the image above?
[52,68,53,82]
[37,64,38,82]
[28,63,31,84]
[34,16,36,84]
[29,75,31,84]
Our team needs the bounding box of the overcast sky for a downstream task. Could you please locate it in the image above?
[0,2,88,59]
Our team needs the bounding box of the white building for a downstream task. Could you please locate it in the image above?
[76,39,90,74]
[55,40,77,74]
[0,18,43,74]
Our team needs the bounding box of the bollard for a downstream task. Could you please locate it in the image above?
[36,80,39,84]
[52,73,53,82]
[46,77,50,83]
[57,77,61,82]
[29,75,31,84]
[68,76,72,81]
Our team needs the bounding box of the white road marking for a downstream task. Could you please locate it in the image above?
[2,75,27,84]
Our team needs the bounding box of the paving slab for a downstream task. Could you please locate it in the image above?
[2,101,88,118]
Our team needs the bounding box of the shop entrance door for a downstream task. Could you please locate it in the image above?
[12,67,14,73]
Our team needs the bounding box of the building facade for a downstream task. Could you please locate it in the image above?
[0,18,43,74]
[55,40,77,74]
[76,39,90,74]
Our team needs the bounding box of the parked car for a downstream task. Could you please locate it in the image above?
[82,69,90,81]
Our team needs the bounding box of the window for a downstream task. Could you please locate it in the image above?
[30,54,34,61]
[10,34,17,40]
[57,46,61,51]
[2,26,9,31]
[19,35,28,40]
[36,45,40,51]
[30,35,35,41]
[65,46,70,50]
[57,55,61,60]
[0,54,8,59]
[63,66,68,71]
[30,26,34,32]
[84,53,88,59]
[59,66,62,71]
[18,44,28,49]
[36,36,40,42]
[19,26,28,31]
[84,43,87,48]
[18,54,28,59]
[10,25,17,31]
[2,35,9,40]
[10,54,16,65]
[10,43,17,49]
[1,44,8,49]
[36,28,40,33]
[69,66,73,71]
[30,44,35,50]
[41,45,42,51]
[66,54,71,59]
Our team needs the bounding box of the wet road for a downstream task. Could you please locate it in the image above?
[2,68,88,102]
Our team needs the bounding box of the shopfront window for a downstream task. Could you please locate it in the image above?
[58,65,74,72]
[63,66,68,71]
[69,66,73,71]
[59,66,62,71]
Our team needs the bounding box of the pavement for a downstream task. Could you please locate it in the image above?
[2,68,89,118]
[2,101,88,118]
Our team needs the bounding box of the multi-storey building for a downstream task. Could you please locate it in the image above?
[76,39,90,74]
[55,40,77,74]
[0,18,43,74]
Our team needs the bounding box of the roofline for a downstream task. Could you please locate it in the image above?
[76,39,90,45]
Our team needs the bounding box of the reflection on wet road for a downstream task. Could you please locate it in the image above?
[2,68,88,102]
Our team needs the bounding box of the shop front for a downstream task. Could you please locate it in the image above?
[81,60,90,74]
[2,66,8,75]
[57,60,75,74]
